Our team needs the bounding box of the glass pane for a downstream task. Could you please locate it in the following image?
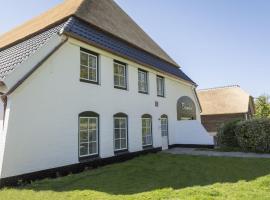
[80,130,88,143]
[114,75,119,86]
[114,119,120,129]
[119,119,126,128]
[80,52,88,66]
[120,129,126,139]
[114,64,119,74]
[89,68,97,81]
[89,130,97,142]
[142,119,146,127]
[142,128,147,136]
[80,143,88,156]
[115,139,120,150]
[89,118,97,129]
[115,129,120,139]
[80,118,88,130]
[119,76,125,87]
[89,56,97,68]
[121,139,127,149]
[89,142,97,154]
[142,137,146,146]
[118,66,124,75]
[80,66,89,79]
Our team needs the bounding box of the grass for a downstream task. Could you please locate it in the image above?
[1,153,270,199]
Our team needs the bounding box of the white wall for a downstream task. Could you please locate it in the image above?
[0,37,204,178]
[174,120,213,145]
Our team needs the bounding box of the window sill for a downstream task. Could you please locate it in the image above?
[79,154,100,163]
[114,149,129,156]
[157,95,165,98]
[114,86,127,91]
[143,145,153,150]
[139,91,149,95]
[80,79,99,85]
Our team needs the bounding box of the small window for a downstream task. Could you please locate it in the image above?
[142,114,152,147]
[79,112,99,158]
[80,48,99,83]
[138,69,148,94]
[157,76,165,97]
[161,115,168,137]
[114,113,128,151]
[114,61,127,89]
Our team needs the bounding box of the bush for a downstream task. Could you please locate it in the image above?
[217,120,240,148]
[235,118,270,153]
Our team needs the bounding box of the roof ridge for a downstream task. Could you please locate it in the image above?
[198,85,240,91]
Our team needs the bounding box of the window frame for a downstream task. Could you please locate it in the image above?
[113,114,128,152]
[78,112,99,161]
[160,115,168,137]
[141,114,153,148]
[138,69,149,94]
[114,60,127,90]
[80,48,99,85]
[157,75,165,97]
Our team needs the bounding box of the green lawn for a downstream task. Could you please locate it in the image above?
[1,153,270,200]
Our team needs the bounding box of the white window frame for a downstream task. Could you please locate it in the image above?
[157,76,165,97]
[114,117,128,151]
[142,118,152,146]
[80,50,98,83]
[79,117,99,157]
[114,62,127,89]
[161,117,168,137]
[138,70,148,93]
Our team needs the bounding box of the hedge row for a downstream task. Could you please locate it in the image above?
[217,118,270,153]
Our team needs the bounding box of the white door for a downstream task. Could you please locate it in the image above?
[161,117,169,150]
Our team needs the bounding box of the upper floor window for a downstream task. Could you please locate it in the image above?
[79,111,99,158]
[114,61,127,89]
[80,48,99,84]
[114,113,128,152]
[157,76,165,97]
[142,114,152,147]
[138,69,148,94]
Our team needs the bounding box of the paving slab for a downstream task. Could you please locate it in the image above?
[165,148,270,158]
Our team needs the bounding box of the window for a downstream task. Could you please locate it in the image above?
[79,112,99,158]
[177,96,196,120]
[80,48,98,83]
[161,115,168,137]
[114,113,128,151]
[142,114,152,147]
[138,69,148,93]
[114,61,127,89]
[157,76,165,97]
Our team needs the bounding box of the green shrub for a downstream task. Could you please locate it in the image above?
[217,120,240,148]
[235,118,270,153]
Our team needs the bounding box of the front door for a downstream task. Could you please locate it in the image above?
[161,117,169,150]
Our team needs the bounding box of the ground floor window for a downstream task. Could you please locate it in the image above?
[79,112,99,157]
[114,113,128,151]
[142,114,152,146]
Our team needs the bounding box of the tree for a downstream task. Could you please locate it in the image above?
[255,94,270,118]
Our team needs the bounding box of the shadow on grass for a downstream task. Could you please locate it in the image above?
[18,153,270,195]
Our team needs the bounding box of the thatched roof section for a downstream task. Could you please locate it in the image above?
[0,0,178,66]
[197,85,254,115]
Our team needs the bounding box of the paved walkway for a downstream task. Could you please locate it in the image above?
[165,148,270,158]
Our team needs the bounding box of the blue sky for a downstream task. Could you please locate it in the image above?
[0,0,269,97]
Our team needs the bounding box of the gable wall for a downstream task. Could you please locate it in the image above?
[0,38,201,178]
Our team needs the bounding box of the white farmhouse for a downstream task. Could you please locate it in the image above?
[0,0,213,185]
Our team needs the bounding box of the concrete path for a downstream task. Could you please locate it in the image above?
[165,148,270,159]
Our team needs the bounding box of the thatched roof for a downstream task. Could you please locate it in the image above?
[0,0,178,67]
[197,85,254,115]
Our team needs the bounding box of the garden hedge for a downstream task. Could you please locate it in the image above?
[235,118,270,153]
[217,120,240,148]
